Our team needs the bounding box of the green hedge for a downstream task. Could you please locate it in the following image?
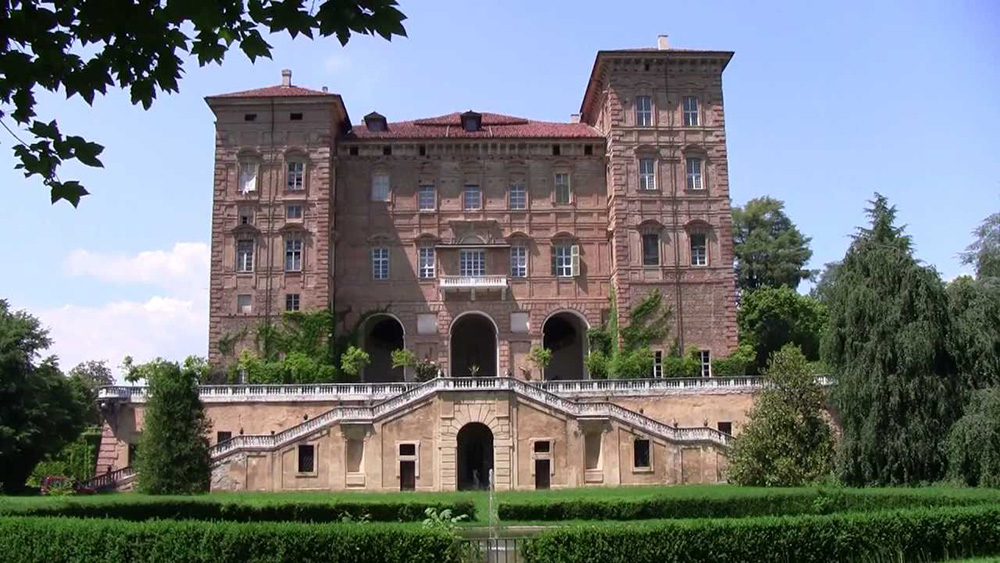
[522,506,1000,563]
[0,498,475,523]
[499,488,1000,521]
[0,516,460,563]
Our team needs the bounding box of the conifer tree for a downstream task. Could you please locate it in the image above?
[823,194,960,485]
[135,360,211,494]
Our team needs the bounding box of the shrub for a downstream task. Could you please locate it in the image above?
[391,349,439,381]
[711,344,756,376]
[947,388,1000,488]
[661,347,701,378]
[0,516,462,563]
[0,498,476,523]
[522,505,1000,563]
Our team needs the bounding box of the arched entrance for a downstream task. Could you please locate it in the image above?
[457,423,494,490]
[450,313,497,376]
[362,315,404,382]
[543,312,588,380]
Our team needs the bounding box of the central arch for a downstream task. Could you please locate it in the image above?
[362,314,405,382]
[543,311,589,380]
[456,422,494,490]
[449,312,497,377]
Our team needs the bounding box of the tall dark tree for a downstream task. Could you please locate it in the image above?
[960,212,1000,279]
[737,286,827,375]
[0,299,87,492]
[67,360,113,426]
[135,359,211,494]
[945,388,1000,488]
[946,276,1000,390]
[809,261,841,304]
[732,197,813,292]
[1,0,407,206]
[823,194,960,485]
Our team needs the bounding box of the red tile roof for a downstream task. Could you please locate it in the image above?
[209,84,336,98]
[349,112,603,140]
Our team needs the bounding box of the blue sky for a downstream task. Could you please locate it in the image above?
[1,0,997,373]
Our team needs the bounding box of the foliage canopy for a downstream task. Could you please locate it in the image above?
[732,197,813,292]
[737,286,827,374]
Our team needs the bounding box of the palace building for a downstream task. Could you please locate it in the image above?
[95,37,750,492]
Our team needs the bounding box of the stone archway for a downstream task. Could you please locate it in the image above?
[362,315,404,382]
[456,423,494,490]
[449,313,497,376]
[543,311,588,380]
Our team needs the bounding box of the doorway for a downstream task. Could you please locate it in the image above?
[456,423,494,490]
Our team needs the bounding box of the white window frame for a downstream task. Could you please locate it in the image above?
[690,233,708,266]
[509,179,527,211]
[639,158,656,191]
[510,245,527,278]
[686,157,704,191]
[236,239,254,273]
[236,294,252,314]
[238,161,258,194]
[395,441,420,479]
[652,350,663,378]
[286,204,303,220]
[554,244,579,278]
[554,173,571,204]
[459,249,486,277]
[238,207,254,225]
[642,233,659,266]
[699,350,712,377]
[371,172,391,202]
[285,293,300,312]
[417,184,436,211]
[285,237,303,272]
[463,185,482,211]
[286,160,305,191]
[418,246,435,279]
[372,247,390,280]
[683,96,700,127]
[636,95,652,127]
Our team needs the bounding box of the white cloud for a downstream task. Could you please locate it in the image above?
[323,53,351,73]
[64,242,209,299]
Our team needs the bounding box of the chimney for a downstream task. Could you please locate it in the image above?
[281,69,292,87]
[657,35,669,50]
[570,113,581,123]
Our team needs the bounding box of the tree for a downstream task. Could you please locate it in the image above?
[135,359,211,494]
[391,349,439,382]
[67,360,113,425]
[732,197,813,292]
[737,286,827,375]
[945,388,1000,488]
[0,299,87,492]
[946,276,1000,390]
[727,345,834,486]
[809,262,841,304]
[2,1,407,206]
[960,212,1000,279]
[823,194,960,486]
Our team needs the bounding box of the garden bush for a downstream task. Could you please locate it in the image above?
[499,488,1000,522]
[522,505,1000,563]
[0,497,476,523]
[0,516,461,563]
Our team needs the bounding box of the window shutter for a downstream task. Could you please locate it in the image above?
[551,246,557,275]
[571,245,580,276]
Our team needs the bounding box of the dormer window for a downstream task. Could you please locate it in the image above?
[364,112,388,132]
[461,111,482,132]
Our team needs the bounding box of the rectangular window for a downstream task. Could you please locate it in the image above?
[683,96,700,127]
[216,431,232,444]
[237,294,252,314]
[718,421,733,435]
[286,204,303,220]
[239,162,258,194]
[285,293,300,312]
[509,179,527,210]
[459,249,486,277]
[636,95,652,126]
[285,237,303,271]
[633,439,651,469]
[287,161,305,191]
[372,247,389,280]
[399,443,416,456]
[653,350,663,378]
[463,185,482,210]
[699,350,712,377]
[642,233,659,266]
[346,439,364,473]
[297,444,315,473]
[584,432,601,470]
[238,207,254,225]
[553,245,579,277]
[289,112,303,121]
[418,246,435,279]
[371,173,390,202]
[510,245,527,278]
[236,239,254,272]
[554,173,571,204]
[690,233,708,266]
[418,184,436,211]
[686,157,704,190]
[639,158,656,190]
[533,440,551,453]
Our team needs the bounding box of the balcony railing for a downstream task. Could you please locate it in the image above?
[439,275,508,300]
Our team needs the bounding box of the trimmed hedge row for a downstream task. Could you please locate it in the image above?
[499,488,1000,521]
[522,505,1000,563]
[0,498,475,523]
[0,516,461,563]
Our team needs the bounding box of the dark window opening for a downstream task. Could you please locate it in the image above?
[718,421,733,435]
[349,146,359,156]
[644,63,650,72]
[552,144,561,156]
[285,293,300,312]
[383,145,392,156]
[534,440,550,453]
[642,233,660,266]
[298,444,315,473]
[419,145,427,156]
[217,431,232,444]
[244,113,257,122]
[584,144,593,156]
[634,439,651,469]
[399,443,416,456]
[400,460,416,490]
[534,459,551,489]
[289,112,303,121]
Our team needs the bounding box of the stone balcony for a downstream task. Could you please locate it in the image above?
[438,274,508,300]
